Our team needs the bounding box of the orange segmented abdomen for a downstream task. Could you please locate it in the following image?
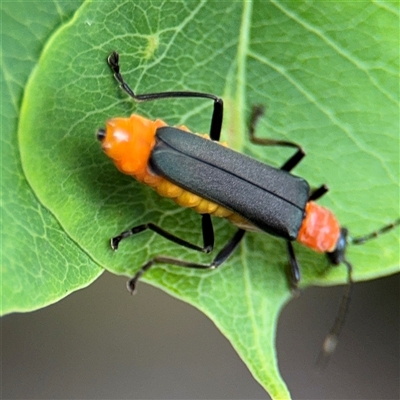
[297,201,341,253]
[153,175,235,218]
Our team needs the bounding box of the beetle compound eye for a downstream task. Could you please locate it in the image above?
[96,128,106,142]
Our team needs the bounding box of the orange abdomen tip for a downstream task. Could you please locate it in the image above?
[297,201,341,253]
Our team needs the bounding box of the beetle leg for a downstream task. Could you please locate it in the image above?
[286,241,301,291]
[107,51,224,142]
[201,213,215,252]
[280,150,306,172]
[126,229,246,294]
[248,105,305,172]
[309,184,329,201]
[111,214,214,253]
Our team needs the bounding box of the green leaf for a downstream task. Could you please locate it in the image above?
[1,1,103,315]
[12,0,400,398]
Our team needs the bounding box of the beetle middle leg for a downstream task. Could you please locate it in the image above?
[112,214,214,253]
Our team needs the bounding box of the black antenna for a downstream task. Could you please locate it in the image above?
[317,259,353,368]
[351,218,400,245]
[318,218,399,367]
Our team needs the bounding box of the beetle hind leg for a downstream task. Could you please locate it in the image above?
[127,229,246,294]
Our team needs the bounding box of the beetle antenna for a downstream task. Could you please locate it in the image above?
[317,259,353,368]
[350,218,400,245]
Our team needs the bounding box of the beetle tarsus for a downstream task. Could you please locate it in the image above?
[107,51,119,72]
[110,236,122,251]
